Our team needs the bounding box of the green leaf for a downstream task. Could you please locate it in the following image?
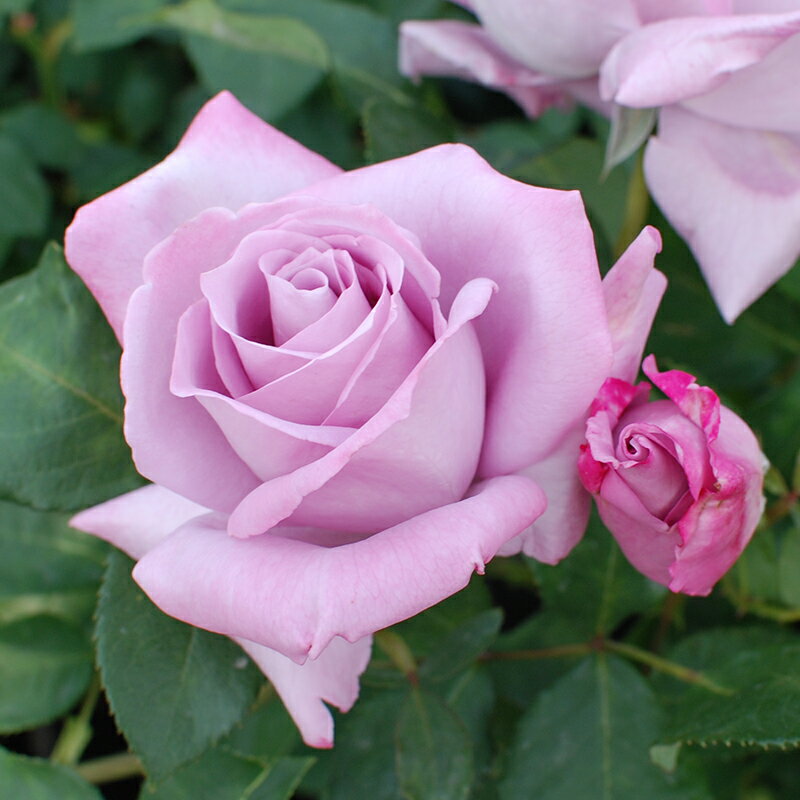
[323,689,405,800]
[0,243,141,510]
[0,501,101,730]
[224,0,406,108]
[144,751,314,800]
[444,667,495,797]
[603,105,656,175]
[462,110,581,175]
[488,613,589,710]
[393,576,493,658]
[248,758,316,800]
[396,688,473,800]
[728,527,784,607]
[419,609,502,683]
[776,256,800,305]
[160,0,328,64]
[362,96,453,164]
[0,0,33,14]
[0,103,84,170]
[657,627,800,750]
[779,526,800,608]
[530,515,665,638]
[96,551,262,779]
[162,0,328,121]
[0,133,49,237]
[69,141,154,203]
[223,693,302,759]
[0,499,106,624]
[0,746,101,800]
[0,615,93,733]
[500,656,710,800]
[72,0,167,51]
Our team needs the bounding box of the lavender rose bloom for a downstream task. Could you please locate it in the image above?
[64,92,658,746]
[401,0,800,322]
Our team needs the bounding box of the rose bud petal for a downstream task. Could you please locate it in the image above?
[67,92,619,745]
[399,2,800,320]
[579,355,766,595]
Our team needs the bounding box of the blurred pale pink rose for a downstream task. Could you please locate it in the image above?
[578,355,765,595]
[64,92,639,746]
[400,1,800,322]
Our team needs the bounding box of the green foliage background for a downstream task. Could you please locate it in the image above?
[2,1,800,798]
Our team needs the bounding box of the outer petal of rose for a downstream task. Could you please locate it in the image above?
[133,475,546,661]
[602,227,666,384]
[399,20,564,117]
[669,406,765,595]
[642,355,720,440]
[595,476,681,586]
[470,0,638,79]
[122,207,280,512]
[70,484,208,560]
[227,279,492,537]
[71,487,372,749]
[65,92,340,340]
[644,107,800,322]
[600,12,800,107]
[296,144,613,476]
[236,635,372,749]
[499,428,590,563]
[684,34,800,132]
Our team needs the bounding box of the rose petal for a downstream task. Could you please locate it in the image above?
[594,472,681,585]
[470,0,638,79]
[123,206,283,512]
[399,20,565,117]
[227,279,492,537]
[294,144,613,475]
[615,399,714,499]
[635,0,735,22]
[65,92,340,340]
[669,406,765,594]
[644,106,800,321]
[170,299,351,483]
[602,226,666,384]
[499,428,591,564]
[133,475,546,661]
[642,355,720,440]
[612,426,692,519]
[684,33,800,132]
[70,485,207,560]
[265,272,338,345]
[72,486,372,750]
[323,293,434,427]
[225,290,395,425]
[600,11,800,106]
[236,635,372,749]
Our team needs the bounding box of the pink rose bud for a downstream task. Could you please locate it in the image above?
[578,355,765,595]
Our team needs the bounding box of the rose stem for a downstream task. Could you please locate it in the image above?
[50,674,102,766]
[76,753,144,785]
